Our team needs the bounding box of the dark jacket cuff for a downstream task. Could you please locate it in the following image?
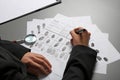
[0,40,30,60]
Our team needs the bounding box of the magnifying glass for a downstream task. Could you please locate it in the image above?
[24,34,37,45]
[14,34,37,45]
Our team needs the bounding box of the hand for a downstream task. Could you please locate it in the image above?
[70,27,91,46]
[21,52,52,77]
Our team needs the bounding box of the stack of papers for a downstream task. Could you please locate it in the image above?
[25,14,120,80]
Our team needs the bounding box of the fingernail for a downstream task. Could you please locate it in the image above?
[46,68,51,73]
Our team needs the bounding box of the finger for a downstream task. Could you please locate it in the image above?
[32,53,52,68]
[81,30,90,46]
[81,29,89,39]
[88,32,91,37]
[32,56,52,73]
[88,32,91,39]
[70,27,85,38]
[70,39,73,45]
[70,29,79,39]
[27,66,41,76]
[35,54,52,68]
[29,59,51,75]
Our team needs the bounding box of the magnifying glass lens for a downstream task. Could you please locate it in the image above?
[24,34,37,45]
[25,36,36,42]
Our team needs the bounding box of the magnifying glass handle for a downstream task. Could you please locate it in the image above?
[13,40,25,44]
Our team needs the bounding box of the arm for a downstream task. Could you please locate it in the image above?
[62,27,97,80]
[0,40,52,77]
[0,46,29,80]
[62,45,97,80]
[0,40,30,59]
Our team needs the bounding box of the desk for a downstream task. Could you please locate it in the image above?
[0,0,120,80]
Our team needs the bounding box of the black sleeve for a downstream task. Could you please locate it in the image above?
[0,47,38,80]
[62,45,97,80]
[0,40,30,60]
[0,46,27,80]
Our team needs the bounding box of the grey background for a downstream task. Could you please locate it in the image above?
[0,0,120,80]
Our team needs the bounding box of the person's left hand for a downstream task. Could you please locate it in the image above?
[21,52,52,77]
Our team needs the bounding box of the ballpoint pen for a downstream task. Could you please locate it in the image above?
[75,29,86,34]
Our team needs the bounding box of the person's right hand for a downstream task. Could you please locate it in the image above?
[70,27,91,46]
[21,52,52,77]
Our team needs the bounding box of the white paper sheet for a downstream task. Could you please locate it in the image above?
[94,62,107,74]
[0,0,60,24]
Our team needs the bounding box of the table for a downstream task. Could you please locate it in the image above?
[0,0,120,80]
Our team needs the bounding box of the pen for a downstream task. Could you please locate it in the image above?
[75,29,86,34]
